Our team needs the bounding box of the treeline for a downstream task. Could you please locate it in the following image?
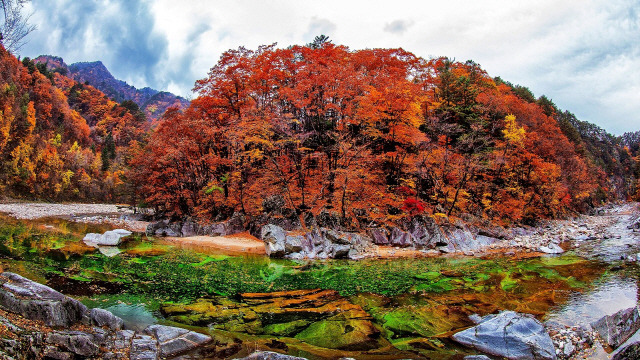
[129,38,637,227]
[1,38,637,227]
[0,45,146,200]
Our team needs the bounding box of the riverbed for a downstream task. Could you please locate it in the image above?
[0,205,639,359]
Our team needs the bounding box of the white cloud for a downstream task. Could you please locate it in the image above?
[19,0,640,134]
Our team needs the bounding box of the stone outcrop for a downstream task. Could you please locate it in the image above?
[146,212,245,237]
[452,311,556,360]
[613,341,640,360]
[0,271,88,327]
[0,272,212,360]
[260,216,510,259]
[261,225,373,259]
[591,306,640,350]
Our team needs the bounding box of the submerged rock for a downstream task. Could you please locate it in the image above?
[452,311,556,360]
[162,288,387,351]
[591,306,640,350]
[295,318,381,350]
[238,351,307,360]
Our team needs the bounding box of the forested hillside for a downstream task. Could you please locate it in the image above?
[33,55,190,122]
[0,45,145,200]
[1,39,637,227]
[129,39,639,227]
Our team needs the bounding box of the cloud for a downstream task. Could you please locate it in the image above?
[304,17,337,43]
[17,0,640,134]
[22,0,168,92]
[384,19,413,34]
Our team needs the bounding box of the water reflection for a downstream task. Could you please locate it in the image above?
[545,273,638,326]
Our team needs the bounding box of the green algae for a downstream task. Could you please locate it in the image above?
[0,216,616,360]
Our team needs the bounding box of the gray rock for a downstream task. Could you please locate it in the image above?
[43,346,75,360]
[83,233,102,244]
[144,324,211,358]
[130,334,158,360]
[389,227,413,247]
[452,311,556,360]
[262,224,288,257]
[284,235,304,253]
[368,228,389,245]
[613,341,640,360]
[0,272,88,327]
[563,341,575,357]
[90,308,124,331]
[464,356,492,360]
[115,329,135,349]
[46,331,100,356]
[144,324,189,343]
[591,306,640,350]
[238,351,308,360]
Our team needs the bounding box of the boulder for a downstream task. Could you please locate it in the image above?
[144,324,212,358]
[0,272,88,327]
[90,308,124,331]
[539,243,564,254]
[613,341,640,360]
[262,224,288,257]
[389,227,413,247]
[46,331,100,357]
[368,228,389,245]
[238,351,308,360]
[83,229,132,246]
[464,356,492,360]
[452,311,556,360]
[130,334,158,360]
[591,306,640,350]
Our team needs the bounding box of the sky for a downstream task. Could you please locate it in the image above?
[18,0,640,134]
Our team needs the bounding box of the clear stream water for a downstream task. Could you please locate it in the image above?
[0,214,639,359]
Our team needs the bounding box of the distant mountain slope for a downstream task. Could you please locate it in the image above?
[34,55,189,121]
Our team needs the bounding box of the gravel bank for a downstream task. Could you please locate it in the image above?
[0,201,149,232]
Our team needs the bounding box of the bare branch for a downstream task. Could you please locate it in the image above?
[0,0,35,53]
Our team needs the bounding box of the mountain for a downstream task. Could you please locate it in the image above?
[34,55,189,121]
[0,45,146,201]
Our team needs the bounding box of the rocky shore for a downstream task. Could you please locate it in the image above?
[147,203,640,260]
[0,272,213,360]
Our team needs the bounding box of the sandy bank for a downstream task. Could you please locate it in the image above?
[163,232,267,255]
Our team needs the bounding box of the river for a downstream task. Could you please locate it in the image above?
[0,208,638,359]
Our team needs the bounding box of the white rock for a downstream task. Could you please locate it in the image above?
[112,229,132,237]
[82,229,132,247]
[539,243,564,254]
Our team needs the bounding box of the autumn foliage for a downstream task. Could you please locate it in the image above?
[0,45,146,200]
[131,39,611,226]
[0,38,631,227]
